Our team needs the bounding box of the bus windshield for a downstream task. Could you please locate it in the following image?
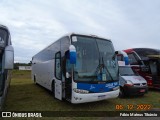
[72,35,118,82]
[0,29,7,48]
[134,48,160,61]
[119,66,136,76]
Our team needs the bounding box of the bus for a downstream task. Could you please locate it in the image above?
[124,48,160,89]
[0,24,14,110]
[32,33,119,103]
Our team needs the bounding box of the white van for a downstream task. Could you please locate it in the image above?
[119,65,148,97]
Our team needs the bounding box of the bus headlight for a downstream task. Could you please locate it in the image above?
[113,86,119,91]
[73,88,89,94]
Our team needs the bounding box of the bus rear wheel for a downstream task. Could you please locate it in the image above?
[52,81,55,97]
[34,76,37,84]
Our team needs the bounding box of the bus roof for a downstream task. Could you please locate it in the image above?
[64,33,111,41]
[124,48,160,60]
[0,24,9,31]
[124,48,160,53]
[33,33,111,57]
[0,24,10,36]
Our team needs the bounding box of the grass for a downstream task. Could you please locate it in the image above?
[3,70,160,119]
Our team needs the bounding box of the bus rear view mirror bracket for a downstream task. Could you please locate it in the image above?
[115,51,118,55]
[112,51,119,60]
[4,45,14,69]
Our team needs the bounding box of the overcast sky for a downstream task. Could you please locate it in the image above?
[0,0,160,63]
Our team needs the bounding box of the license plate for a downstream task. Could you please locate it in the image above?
[98,95,106,99]
[140,89,145,92]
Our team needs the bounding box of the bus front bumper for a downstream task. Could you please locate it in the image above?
[71,89,119,104]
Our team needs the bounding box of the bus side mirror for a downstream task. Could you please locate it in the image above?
[4,45,14,69]
[66,72,70,78]
[124,57,129,65]
[117,50,129,65]
[69,45,76,64]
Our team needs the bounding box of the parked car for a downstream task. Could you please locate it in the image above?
[119,65,148,97]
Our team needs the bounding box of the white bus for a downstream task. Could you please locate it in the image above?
[32,33,119,103]
[0,25,14,110]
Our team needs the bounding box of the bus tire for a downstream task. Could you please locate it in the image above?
[52,81,55,97]
[34,76,37,84]
[139,94,144,97]
[119,87,125,98]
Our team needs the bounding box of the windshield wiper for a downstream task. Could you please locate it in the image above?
[95,57,114,81]
[102,57,114,81]
[121,73,135,76]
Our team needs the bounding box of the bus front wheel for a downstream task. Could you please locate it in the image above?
[52,81,55,97]
[119,87,125,98]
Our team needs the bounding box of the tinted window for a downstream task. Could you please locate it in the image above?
[0,53,4,96]
[33,40,60,63]
[117,55,123,61]
[134,48,160,60]
[128,53,139,65]
[55,52,61,80]
[0,29,7,47]
[119,66,136,76]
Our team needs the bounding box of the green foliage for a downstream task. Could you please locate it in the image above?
[14,62,31,69]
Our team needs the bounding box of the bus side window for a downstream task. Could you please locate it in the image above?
[117,55,123,61]
[128,53,138,65]
[55,52,62,80]
[0,58,3,96]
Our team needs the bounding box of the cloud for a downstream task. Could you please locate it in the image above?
[0,0,160,62]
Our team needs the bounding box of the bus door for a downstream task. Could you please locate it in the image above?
[149,60,159,85]
[158,60,160,76]
[54,79,62,100]
[64,51,72,100]
[0,53,3,97]
[54,52,62,100]
[158,60,160,83]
